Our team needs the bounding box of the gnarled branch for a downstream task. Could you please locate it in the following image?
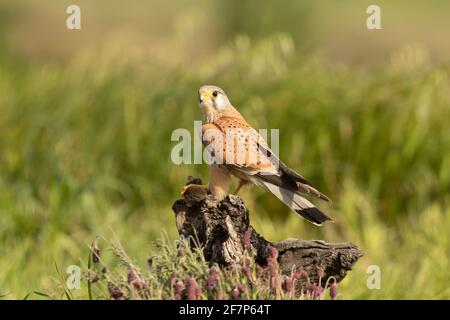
[172,177,364,285]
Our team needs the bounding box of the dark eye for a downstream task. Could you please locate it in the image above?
[212,91,218,97]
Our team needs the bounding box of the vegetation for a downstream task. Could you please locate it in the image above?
[41,235,338,300]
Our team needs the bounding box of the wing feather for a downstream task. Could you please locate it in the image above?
[201,109,332,225]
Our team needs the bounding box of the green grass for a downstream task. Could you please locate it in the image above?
[0,34,449,299]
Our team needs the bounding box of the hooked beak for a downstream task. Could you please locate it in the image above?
[199,91,213,104]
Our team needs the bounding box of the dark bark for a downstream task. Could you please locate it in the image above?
[172,177,364,285]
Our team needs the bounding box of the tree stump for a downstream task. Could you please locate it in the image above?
[172,177,364,286]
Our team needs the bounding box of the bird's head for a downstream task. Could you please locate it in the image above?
[198,85,232,122]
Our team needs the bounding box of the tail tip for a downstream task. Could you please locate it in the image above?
[296,207,333,226]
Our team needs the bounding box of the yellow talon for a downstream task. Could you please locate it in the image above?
[181,184,208,195]
[180,185,190,195]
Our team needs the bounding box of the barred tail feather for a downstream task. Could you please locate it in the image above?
[257,180,332,226]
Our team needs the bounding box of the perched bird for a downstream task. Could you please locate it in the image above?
[182,85,332,225]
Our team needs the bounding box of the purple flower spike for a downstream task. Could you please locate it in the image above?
[186,277,201,300]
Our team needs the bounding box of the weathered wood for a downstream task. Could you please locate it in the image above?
[172,177,364,285]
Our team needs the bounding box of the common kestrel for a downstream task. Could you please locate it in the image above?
[183,85,332,225]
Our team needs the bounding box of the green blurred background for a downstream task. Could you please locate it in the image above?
[0,0,449,299]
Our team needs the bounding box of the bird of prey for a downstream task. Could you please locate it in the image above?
[182,85,332,225]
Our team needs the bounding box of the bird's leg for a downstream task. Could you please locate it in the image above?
[209,165,231,201]
[233,179,248,195]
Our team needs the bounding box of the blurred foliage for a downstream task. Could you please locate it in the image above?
[0,0,449,299]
